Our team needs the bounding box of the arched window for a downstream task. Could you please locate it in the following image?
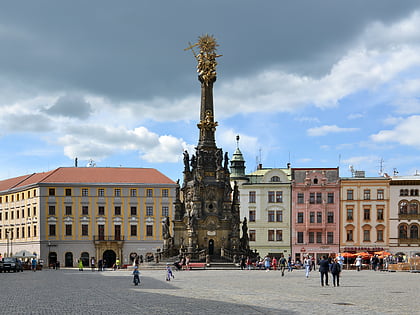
[313,178,318,184]
[399,201,408,214]
[81,252,90,267]
[399,224,408,239]
[410,225,419,239]
[270,176,280,182]
[409,201,419,214]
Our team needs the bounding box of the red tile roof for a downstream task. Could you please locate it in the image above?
[0,167,175,191]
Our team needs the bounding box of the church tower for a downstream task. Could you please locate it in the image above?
[172,35,241,258]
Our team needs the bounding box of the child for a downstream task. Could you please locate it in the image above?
[166,263,175,281]
[132,266,141,285]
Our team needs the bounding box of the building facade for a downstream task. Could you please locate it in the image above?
[340,175,390,254]
[0,167,176,267]
[291,168,340,262]
[389,176,420,257]
[234,165,292,258]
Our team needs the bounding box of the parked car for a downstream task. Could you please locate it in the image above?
[0,257,24,272]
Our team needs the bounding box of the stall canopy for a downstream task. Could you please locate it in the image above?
[14,250,36,258]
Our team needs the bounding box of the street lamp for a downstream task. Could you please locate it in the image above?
[5,229,9,257]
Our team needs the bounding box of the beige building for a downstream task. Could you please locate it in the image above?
[389,176,420,257]
[340,174,390,253]
[0,167,176,267]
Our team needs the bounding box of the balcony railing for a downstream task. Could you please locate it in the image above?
[398,213,420,220]
[398,238,420,244]
[93,235,125,241]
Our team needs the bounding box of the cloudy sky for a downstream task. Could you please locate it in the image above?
[1,1,420,181]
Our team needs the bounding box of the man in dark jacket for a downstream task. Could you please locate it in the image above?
[318,256,329,287]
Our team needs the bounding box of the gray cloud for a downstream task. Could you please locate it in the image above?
[44,94,93,119]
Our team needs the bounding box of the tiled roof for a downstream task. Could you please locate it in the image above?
[0,167,175,192]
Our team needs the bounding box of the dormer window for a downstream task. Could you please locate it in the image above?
[313,178,318,184]
[270,176,280,182]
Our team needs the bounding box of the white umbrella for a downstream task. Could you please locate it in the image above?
[14,250,36,258]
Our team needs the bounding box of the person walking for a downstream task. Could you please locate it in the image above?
[355,255,362,271]
[318,255,329,287]
[287,255,293,272]
[31,258,37,272]
[90,257,96,272]
[78,258,84,271]
[278,254,287,276]
[166,263,175,281]
[303,255,311,278]
[271,256,277,271]
[330,258,342,287]
[264,255,271,272]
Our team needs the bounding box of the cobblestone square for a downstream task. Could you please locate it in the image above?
[1,268,418,314]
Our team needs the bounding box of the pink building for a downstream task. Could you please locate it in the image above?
[291,168,340,262]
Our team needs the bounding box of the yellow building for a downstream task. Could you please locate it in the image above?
[0,167,176,268]
[340,174,390,253]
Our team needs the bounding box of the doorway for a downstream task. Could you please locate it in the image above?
[208,239,214,255]
[103,250,116,268]
[65,252,73,267]
[48,252,57,267]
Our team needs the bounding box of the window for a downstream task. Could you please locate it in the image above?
[377,230,384,242]
[27,226,31,238]
[49,188,55,196]
[131,225,137,236]
[297,232,304,243]
[347,189,353,200]
[130,189,137,197]
[65,224,72,236]
[400,189,409,196]
[297,212,304,223]
[297,193,304,204]
[249,229,256,241]
[33,207,36,216]
[81,224,88,236]
[146,189,153,197]
[409,202,419,214]
[268,230,274,241]
[131,206,137,216]
[22,209,24,218]
[98,225,105,240]
[65,189,72,196]
[327,212,334,223]
[146,225,153,236]
[49,224,56,236]
[309,192,315,204]
[16,228,19,239]
[399,201,408,214]
[317,212,322,223]
[11,211,14,220]
[21,227,24,238]
[249,210,256,222]
[49,206,56,216]
[82,206,89,215]
[377,189,384,200]
[276,191,283,203]
[162,206,169,217]
[268,191,275,203]
[249,191,256,203]
[316,193,322,204]
[327,232,333,244]
[346,229,353,241]
[363,189,371,200]
[82,188,89,197]
[363,229,370,241]
[327,192,334,204]
[17,210,19,219]
[162,189,169,198]
[377,208,384,221]
[33,225,36,237]
[98,189,105,197]
[276,230,283,241]
[271,176,280,182]
[364,208,370,220]
[276,211,283,222]
[98,206,105,216]
[114,206,121,216]
[146,206,153,216]
[65,206,72,216]
[309,232,314,243]
[27,207,30,217]
[410,225,418,239]
[115,189,121,197]
[316,232,322,243]
[310,212,315,223]
[114,225,121,240]
[399,225,408,238]
[268,211,275,222]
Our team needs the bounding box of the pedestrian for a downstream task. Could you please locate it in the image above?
[115,257,121,270]
[271,256,277,271]
[240,255,246,270]
[303,255,311,278]
[91,257,96,272]
[31,258,37,272]
[336,253,344,270]
[264,255,271,272]
[166,263,175,281]
[355,255,362,271]
[98,259,103,271]
[278,254,287,276]
[318,255,329,287]
[78,258,84,271]
[246,256,252,270]
[330,258,341,287]
[288,255,293,272]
